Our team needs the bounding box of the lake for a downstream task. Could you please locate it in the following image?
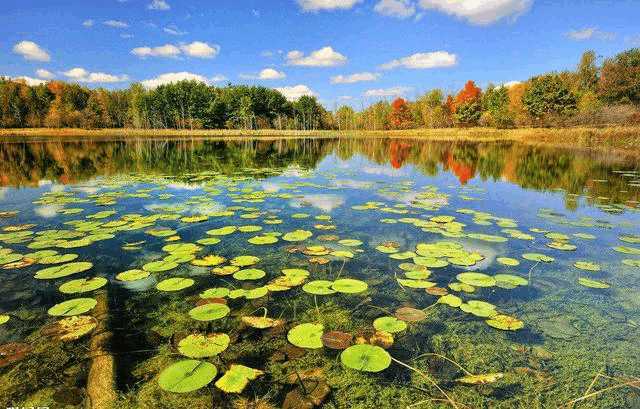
[0,137,639,408]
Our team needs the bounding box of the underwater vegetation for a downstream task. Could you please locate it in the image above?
[0,138,638,408]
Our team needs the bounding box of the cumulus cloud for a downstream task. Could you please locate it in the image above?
[275,85,316,101]
[36,69,54,79]
[13,41,50,62]
[148,0,170,10]
[83,19,94,27]
[286,46,347,67]
[163,25,187,35]
[331,72,380,84]
[297,0,362,11]
[180,41,219,58]
[131,42,219,59]
[374,0,416,18]
[141,72,216,89]
[12,76,47,86]
[380,51,457,69]
[501,80,521,88]
[567,27,615,41]
[418,0,532,25]
[242,68,286,80]
[104,20,129,28]
[364,86,412,97]
[62,67,128,83]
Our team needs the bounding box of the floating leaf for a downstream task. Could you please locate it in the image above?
[178,333,230,358]
[38,253,79,265]
[573,261,601,272]
[460,300,497,317]
[143,260,178,273]
[397,278,436,289]
[494,274,528,288]
[456,272,496,288]
[303,280,336,295]
[59,277,108,294]
[486,314,524,331]
[200,288,230,298]
[373,316,407,333]
[395,307,427,322]
[332,278,368,294]
[231,255,260,267]
[248,235,278,245]
[522,253,554,263]
[41,315,97,341]
[158,360,217,393]
[212,265,240,276]
[215,364,264,394]
[35,262,93,280]
[338,239,362,247]
[189,303,231,321]
[457,373,504,385]
[191,255,226,267]
[48,298,97,316]
[0,315,9,325]
[340,344,391,372]
[438,294,462,307]
[241,316,283,329]
[0,342,32,368]
[116,269,150,282]
[233,268,266,281]
[613,246,640,255]
[578,277,610,289]
[287,323,324,349]
[321,331,353,349]
[283,229,313,242]
[622,259,640,267]
[496,257,520,266]
[156,278,195,292]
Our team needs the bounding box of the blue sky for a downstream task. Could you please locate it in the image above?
[2,0,639,107]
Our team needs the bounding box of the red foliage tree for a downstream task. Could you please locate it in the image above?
[453,80,482,112]
[389,98,413,129]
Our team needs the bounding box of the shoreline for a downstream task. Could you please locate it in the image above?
[0,126,639,152]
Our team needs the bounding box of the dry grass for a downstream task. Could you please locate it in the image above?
[0,127,639,151]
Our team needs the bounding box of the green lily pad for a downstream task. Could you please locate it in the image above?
[438,294,462,307]
[59,277,108,294]
[189,303,231,321]
[456,272,496,287]
[339,239,363,247]
[397,278,436,289]
[340,344,391,372]
[413,257,449,268]
[48,298,97,316]
[332,278,368,294]
[612,246,640,255]
[156,278,195,292]
[302,280,336,295]
[38,253,79,265]
[196,237,222,246]
[496,257,519,266]
[283,229,313,242]
[448,282,475,293]
[178,333,230,358]
[35,262,93,280]
[215,364,264,394]
[494,274,528,288]
[158,360,217,393]
[522,253,555,263]
[547,242,577,251]
[622,259,640,267]
[164,253,195,263]
[248,235,278,245]
[0,315,9,325]
[206,226,237,236]
[457,373,504,385]
[486,314,524,331]
[144,259,179,272]
[162,243,201,253]
[373,316,407,333]
[233,268,266,281]
[200,288,230,298]
[244,287,269,299]
[230,255,260,267]
[116,269,150,282]
[578,278,610,289]
[460,300,497,317]
[287,323,324,349]
[574,261,601,272]
[238,225,263,233]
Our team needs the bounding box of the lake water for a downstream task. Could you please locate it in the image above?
[0,137,639,409]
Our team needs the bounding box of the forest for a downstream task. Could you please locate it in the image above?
[1,48,639,131]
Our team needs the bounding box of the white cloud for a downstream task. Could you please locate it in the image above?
[331,72,380,84]
[36,69,54,79]
[180,41,219,58]
[297,0,362,11]
[104,20,129,28]
[380,51,457,69]
[275,85,316,101]
[140,72,213,89]
[12,76,47,86]
[287,46,347,67]
[211,74,228,82]
[374,0,416,19]
[418,0,532,25]
[241,68,286,80]
[164,25,187,35]
[83,19,94,27]
[13,41,51,62]
[62,67,128,83]
[567,27,615,41]
[131,44,181,58]
[148,0,170,10]
[364,86,412,97]
[501,80,521,88]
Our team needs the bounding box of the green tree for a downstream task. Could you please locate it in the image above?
[522,74,578,123]
[598,48,640,105]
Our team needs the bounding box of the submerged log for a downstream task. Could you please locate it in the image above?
[85,292,117,409]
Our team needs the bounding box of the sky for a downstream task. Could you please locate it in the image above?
[1,0,639,108]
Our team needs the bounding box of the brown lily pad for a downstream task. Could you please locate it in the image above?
[41,315,98,341]
[196,297,227,307]
[426,287,449,296]
[395,307,427,322]
[2,258,36,270]
[321,331,353,350]
[0,342,32,367]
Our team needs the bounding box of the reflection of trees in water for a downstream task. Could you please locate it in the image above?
[0,138,637,208]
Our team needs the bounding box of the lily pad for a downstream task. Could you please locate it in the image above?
[287,323,324,349]
[178,333,230,358]
[456,272,496,288]
[574,261,601,272]
[578,277,610,289]
[143,260,178,273]
[522,253,555,263]
[215,364,264,394]
[283,229,313,242]
[457,373,504,385]
[241,316,284,329]
[206,226,237,236]
[59,277,108,294]
[41,315,97,341]
[200,288,230,299]
[394,307,427,322]
[321,331,353,349]
[303,280,336,295]
[494,274,528,288]
[230,255,260,267]
[233,268,266,281]
[189,303,231,321]
[460,300,497,317]
[340,344,391,372]
[35,262,93,280]
[332,279,368,294]
[486,314,524,331]
[438,294,462,307]
[496,257,520,266]
[116,269,150,282]
[373,316,407,333]
[48,298,97,316]
[158,360,217,393]
[248,235,278,245]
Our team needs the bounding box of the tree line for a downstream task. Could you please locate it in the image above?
[1,48,639,131]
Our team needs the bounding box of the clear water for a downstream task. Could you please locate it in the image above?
[0,137,638,408]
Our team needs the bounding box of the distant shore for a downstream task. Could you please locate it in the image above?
[0,126,639,151]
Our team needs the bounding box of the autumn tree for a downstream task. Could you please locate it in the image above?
[598,48,640,105]
[389,98,413,129]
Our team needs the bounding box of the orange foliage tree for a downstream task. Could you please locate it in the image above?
[389,98,413,129]
[453,80,482,112]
